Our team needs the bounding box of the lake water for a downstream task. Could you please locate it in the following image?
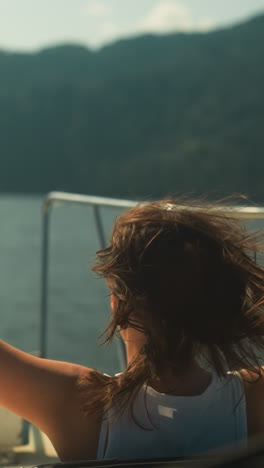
[0,195,263,376]
[0,195,125,375]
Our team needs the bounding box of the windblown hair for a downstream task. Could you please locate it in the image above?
[83,199,264,418]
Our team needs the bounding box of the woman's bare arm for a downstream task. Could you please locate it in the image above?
[0,340,101,460]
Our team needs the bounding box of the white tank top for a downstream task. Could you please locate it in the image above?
[97,372,247,459]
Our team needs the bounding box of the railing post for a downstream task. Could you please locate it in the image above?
[40,205,50,358]
[93,205,107,250]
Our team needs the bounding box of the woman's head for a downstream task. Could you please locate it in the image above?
[94,200,264,375]
[90,199,264,415]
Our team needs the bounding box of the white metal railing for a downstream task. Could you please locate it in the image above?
[40,192,264,362]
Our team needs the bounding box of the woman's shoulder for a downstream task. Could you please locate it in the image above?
[76,366,113,388]
[237,367,264,397]
[76,366,115,410]
[238,368,264,437]
[52,366,112,460]
[238,367,264,386]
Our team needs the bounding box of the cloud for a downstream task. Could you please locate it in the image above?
[96,21,122,43]
[138,1,214,34]
[86,0,215,49]
[139,1,192,33]
[83,0,111,17]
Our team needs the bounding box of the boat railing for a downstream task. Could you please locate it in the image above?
[40,192,137,363]
[40,192,264,363]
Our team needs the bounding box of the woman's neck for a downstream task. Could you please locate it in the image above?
[147,364,213,397]
[122,326,212,397]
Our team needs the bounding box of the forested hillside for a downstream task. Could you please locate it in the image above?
[0,13,263,199]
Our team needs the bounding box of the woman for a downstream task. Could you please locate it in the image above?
[1,199,264,460]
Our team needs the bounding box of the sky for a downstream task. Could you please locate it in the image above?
[0,0,264,52]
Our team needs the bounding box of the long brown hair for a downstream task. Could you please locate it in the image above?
[82,199,264,417]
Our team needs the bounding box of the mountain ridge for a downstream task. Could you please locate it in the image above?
[0,12,263,199]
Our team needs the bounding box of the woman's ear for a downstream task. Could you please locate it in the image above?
[110,294,118,313]
[110,294,127,341]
